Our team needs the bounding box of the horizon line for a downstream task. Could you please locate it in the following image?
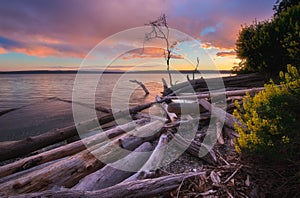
[0,69,232,75]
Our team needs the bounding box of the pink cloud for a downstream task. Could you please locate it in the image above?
[120,48,184,60]
[0,47,7,54]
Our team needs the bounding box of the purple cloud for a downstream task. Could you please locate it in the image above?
[0,0,275,58]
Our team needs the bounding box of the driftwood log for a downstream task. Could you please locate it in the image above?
[0,158,65,184]
[124,133,168,182]
[198,99,237,130]
[163,73,265,95]
[0,120,142,179]
[73,142,153,191]
[0,100,164,161]
[13,172,206,198]
[0,120,164,196]
[167,102,207,115]
[129,80,150,95]
[165,87,265,100]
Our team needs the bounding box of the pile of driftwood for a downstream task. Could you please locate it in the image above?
[0,74,265,197]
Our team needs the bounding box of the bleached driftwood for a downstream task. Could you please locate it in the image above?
[73,142,153,190]
[0,120,142,179]
[13,172,205,198]
[155,96,177,122]
[124,134,168,182]
[198,99,238,130]
[0,120,164,196]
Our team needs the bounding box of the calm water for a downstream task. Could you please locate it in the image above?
[0,73,229,111]
[0,72,228,141]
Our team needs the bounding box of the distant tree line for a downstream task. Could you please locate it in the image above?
[234,0,300,77]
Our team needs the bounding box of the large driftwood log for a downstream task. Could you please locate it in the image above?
[0,100,163,161]
[0,125,78,162]
[124,134,168,182]
[0,120,142,179]
[0,120,164,196]
[163,73,265,95]
[0,158,65,184]
[14,172,205,198]
[74,142,153,191]
[165,87,265,100]
[130,80,150,95]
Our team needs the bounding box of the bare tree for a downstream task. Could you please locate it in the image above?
[193,57,200,80]
[144,14,176,86]
[187,57,200,81]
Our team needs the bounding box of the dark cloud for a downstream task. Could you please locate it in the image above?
[216,51,237,57]
[0,36,22,48]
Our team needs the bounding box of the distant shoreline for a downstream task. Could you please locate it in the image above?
[0,70,232,75]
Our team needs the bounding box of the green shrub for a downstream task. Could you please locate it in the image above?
[233,65,300,161]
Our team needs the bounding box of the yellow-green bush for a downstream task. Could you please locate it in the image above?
[233,65,300,160]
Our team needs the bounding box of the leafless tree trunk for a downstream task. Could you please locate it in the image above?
[193,57,200,80]
[145,14,175,86]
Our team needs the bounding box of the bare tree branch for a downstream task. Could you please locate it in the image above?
[144,14,174,86]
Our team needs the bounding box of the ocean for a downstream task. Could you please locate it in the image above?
[0,72,229,141]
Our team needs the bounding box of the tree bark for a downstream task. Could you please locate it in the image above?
[0,120,141,179]
[73,142,153,191]
[13,172,205,198]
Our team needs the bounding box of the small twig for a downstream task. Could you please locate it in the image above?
[217,151,230,166]
[226,188,234,198]
[224,165,243,184]
[176,175,189,198]
[196,189,217,196]
[158,168,173,176]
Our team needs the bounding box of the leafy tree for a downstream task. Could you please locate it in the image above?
[235,1,300,76]
[273,0,300,15]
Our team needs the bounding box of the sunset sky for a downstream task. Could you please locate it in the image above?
[0,0,275,72]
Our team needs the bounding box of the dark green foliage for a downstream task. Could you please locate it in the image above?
[273,0,300,15]
[234,1,300,76]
